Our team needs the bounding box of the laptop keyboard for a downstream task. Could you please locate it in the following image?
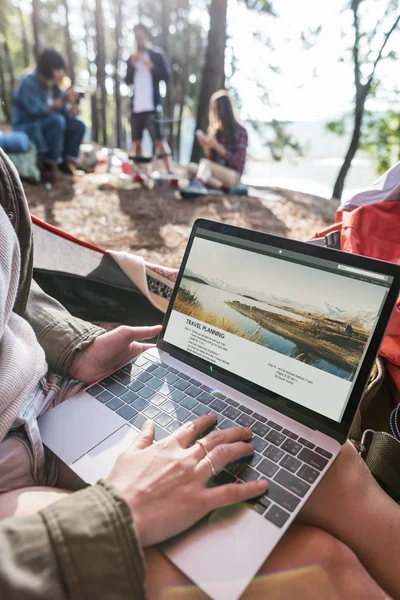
[87,354,333,529]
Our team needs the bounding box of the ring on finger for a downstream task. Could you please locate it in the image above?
[204,453,217,477]
[196,439,208,457]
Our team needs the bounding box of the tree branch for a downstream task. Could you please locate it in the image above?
[351,0,362,95]
[367,14,400,88]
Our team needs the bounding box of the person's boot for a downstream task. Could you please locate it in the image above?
[41,161,57,184]
[58,159,76,176]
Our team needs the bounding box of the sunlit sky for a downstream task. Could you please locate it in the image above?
[186,237,386,314]
[227,0,400,122]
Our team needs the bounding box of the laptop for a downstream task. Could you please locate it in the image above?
[39,219,400,600]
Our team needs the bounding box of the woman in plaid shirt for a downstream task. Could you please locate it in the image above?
[188,90,248,193]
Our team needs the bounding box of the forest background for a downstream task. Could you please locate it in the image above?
[1,0,400,200]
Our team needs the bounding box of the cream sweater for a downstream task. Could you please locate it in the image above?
[0,206,47,441]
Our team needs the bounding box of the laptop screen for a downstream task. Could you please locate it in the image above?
[162,225,395,426]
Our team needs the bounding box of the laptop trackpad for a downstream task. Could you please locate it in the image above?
[72,425,139,484]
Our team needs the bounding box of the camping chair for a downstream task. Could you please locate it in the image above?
[31,215,178,328]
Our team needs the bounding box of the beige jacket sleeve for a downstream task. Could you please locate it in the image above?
[24,280,105,376]
[0,482,146,600]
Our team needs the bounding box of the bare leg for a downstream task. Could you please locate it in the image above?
[133,141,142,156]
[0,461,83,519]
[0,484,389,600]
[187,163,199,178]
[155,141,172,174]
[299,441,400,599]
[0,487,70,518]
[196,159,239,189]
[144,524,389,600]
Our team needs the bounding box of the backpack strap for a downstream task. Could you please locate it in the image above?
[307,230,341,250]
[324,230,341,249]
[358,428,400,502]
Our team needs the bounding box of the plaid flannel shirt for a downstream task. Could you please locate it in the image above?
[211,124,248,176]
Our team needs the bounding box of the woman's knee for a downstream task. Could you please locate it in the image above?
[266,525,367,591]
[199,158,212,169]
[300,441,376,526]
[266,525,346,573]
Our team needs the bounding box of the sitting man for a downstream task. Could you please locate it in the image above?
[12,48,85,183]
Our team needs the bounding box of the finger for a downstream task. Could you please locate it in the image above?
[198,441,254,479]
[129,342,155,355]
[192,426,252,459]
[173,414,217,448]
[118,325,162,342]
[131,420,155,450]
[206,479,268,511]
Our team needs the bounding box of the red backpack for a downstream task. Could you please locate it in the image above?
[312,201,400,404]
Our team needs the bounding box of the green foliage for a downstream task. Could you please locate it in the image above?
[326,119,346,136]
[360,110,400,175]
[241,0,276,15]
[249,119,303,161]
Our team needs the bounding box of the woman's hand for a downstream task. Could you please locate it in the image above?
[204,134,217,148]
[195,129,207,147]
[68,325,162,384]
[106,414,268,547]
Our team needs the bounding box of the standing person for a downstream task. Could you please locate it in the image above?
[187,90,248,195]
[125,24,172,175]
[12,48,86,184]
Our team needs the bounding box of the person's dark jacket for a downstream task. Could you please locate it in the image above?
[125,48,170,111]
[0,149,147,599]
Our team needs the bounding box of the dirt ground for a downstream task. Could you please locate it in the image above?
[24,169,340,268]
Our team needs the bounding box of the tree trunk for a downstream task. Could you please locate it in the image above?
[114,0,123,148]
[190,0,228,162]
[91,93,99,142]
[82,0,94,78]
[31,0,42,63]
[332,94,367,200]
[62,0,75,84]
[95,0,107,146]
[160,1,173,145]
[176,16,190,162]
[0,56,10,122]
[18,7,30,69]
[3,40,15,94]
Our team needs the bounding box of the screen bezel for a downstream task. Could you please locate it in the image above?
[158,219,400,444]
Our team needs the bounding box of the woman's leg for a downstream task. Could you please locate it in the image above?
[144,524,389,600]
[196,159,239,189]
[0,484,389,600]
[299,441,400,599]
[0,486,70,519]
[187,162,199,177]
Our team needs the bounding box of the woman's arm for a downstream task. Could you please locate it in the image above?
[25,280,106,376]
[209,137,228,158]
[210,128,248,175]
[0,483,146,600]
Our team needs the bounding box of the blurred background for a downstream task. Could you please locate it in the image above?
[1,0,400,201]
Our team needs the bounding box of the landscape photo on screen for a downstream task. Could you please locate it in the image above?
[173,237,384,382]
